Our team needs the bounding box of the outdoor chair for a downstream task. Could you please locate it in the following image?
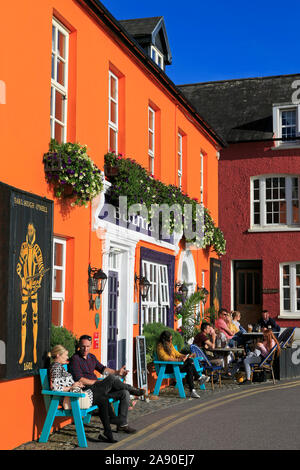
[278,327,295,349]
[190,344,223,390]
[39,367,120,448]
[153,351,187,398]
[250,344,278,385]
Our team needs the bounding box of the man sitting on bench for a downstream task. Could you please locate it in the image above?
[69,335,144,442]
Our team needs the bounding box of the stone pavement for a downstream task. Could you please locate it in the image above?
[14,377,260,450]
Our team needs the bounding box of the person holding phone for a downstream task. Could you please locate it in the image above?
[156,330,209,399]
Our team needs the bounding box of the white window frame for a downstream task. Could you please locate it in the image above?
[148,106,155,175]
[141,260,170,329]
[51,18,69,143]
[178,133,183,188]
[108,71,118,153]
[250,175,300,230]
[272,103,300,148]
[279,262,300,318]
[150,46,164,69]
[52,237,67,327]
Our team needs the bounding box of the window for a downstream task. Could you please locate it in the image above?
[178,133,183,188]
[273,104,300,146]
[251,175,300,228]
[200,152,204,204]
[148,106,155,175]
[150,46,164,70]
[141,261,170,328]
[280,262,300,317]
[108,71,118,152]
[51,18,69,143]
[52,237,66,326]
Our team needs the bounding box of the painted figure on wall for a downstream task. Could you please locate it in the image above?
[16,223,44,364]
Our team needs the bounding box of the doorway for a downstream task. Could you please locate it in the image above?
[107,270,119,370]
[234,260,262,327]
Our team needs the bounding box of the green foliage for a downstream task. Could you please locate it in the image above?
[178,290,206,343]
[143,322,184,364]
[43,140,103,207]
[50,324,78,358]
[104,152,226,255]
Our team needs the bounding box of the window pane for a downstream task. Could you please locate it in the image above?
[57,58,65,86]
[54,242,64,266]
[149,109,154,130]
[110,100,117,124]
[54,122,64,143]
[55,90,65,122]
[109,127,117,152]
[57,31,66,59]
[54,269,63,292]
[110,76,117,100]
[149,131,154,152]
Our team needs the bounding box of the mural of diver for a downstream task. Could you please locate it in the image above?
[16,222,46,364]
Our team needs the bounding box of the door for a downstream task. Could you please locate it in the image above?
[235,268,262,326]
[107,270,119,369]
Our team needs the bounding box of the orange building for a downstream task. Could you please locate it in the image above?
[0,0,224,449]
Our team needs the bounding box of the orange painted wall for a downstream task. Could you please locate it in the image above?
[0,0,219,449]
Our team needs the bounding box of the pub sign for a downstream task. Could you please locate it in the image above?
[0,182,53,380]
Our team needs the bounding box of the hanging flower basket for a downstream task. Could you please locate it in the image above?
[104,163,119,177]
[43,140,104,207]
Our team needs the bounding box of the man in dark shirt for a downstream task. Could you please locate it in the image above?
[69,335,144,441]
[257,310,280,333]
[193,322,216,351]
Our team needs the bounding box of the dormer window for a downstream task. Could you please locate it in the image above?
[150,46,164,70]
[273,103,300,147]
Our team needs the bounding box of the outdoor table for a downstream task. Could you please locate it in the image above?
[242,332,264,338]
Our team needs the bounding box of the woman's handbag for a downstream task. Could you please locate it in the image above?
[62,387,91,410]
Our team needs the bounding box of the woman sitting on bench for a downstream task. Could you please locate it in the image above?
[49,345,121,443]
[156,331,209,399]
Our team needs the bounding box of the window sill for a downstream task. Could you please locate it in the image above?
[278,315,300,320]
[248,226,300,233]
[271,143,300,150]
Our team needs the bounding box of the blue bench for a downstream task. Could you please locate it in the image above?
[153,348,204,399]
[39,367,119,448]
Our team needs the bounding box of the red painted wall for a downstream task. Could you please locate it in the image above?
[219,140,300,327]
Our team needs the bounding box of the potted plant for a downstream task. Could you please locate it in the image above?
[43,140,104,207]
[104,151,121,177]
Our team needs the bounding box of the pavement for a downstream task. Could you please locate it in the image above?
[14,376,265,451]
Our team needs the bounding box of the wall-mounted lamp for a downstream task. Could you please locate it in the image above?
[197,286,209,304]
[135,274,151,301]
[175,281,189,300]
[88,264,107,310]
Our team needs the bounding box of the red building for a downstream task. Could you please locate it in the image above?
[180,74,300,335]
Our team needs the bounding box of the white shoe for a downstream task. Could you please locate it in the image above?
[190,389,200,398]
[198,375,210,385]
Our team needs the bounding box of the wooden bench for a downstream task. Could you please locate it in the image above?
[39,368,119,448]
[153,349,204,398]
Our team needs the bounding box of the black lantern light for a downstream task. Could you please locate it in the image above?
[88,264,107,310]
[135,274,151,301]
[197,286,209,304]
[176,281,189,300]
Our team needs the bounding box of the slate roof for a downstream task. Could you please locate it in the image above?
[119,17,163,37]
[119,16,172,65]
[178,74,300,143]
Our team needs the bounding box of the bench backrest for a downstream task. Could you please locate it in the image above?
[40,369,52,411]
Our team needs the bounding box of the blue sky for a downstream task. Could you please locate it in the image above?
[100,0,300,85]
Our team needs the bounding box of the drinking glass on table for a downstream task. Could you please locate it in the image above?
[247,324,253,333]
